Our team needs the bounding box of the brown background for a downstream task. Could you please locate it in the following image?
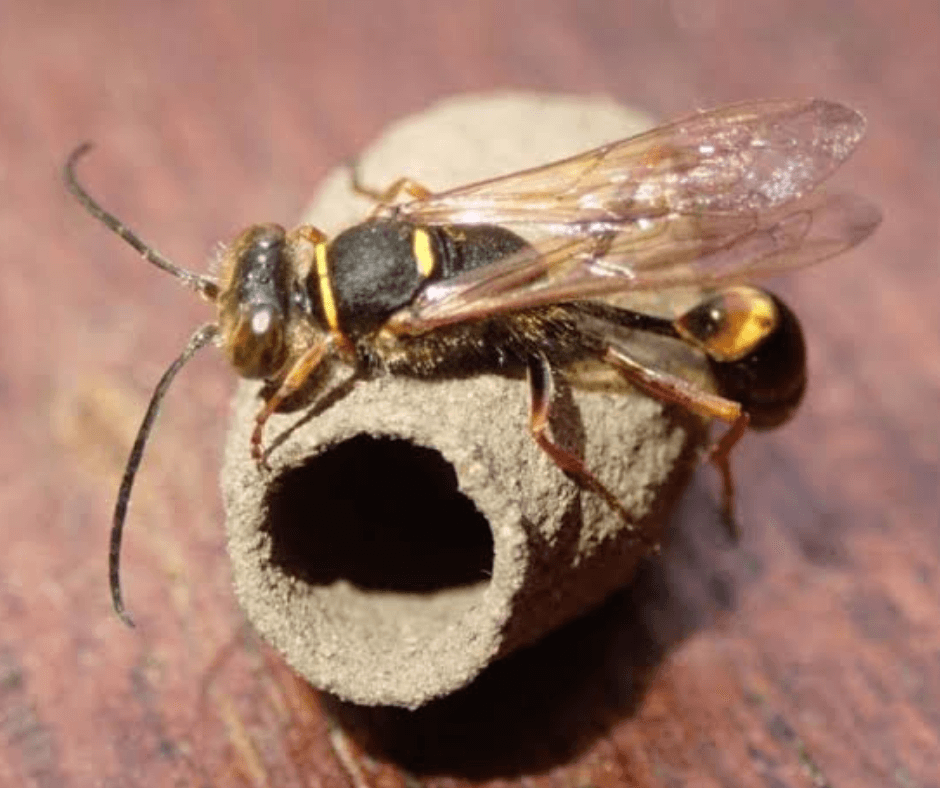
[2,1,938,786]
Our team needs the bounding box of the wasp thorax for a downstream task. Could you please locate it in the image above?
[217,224,293,379]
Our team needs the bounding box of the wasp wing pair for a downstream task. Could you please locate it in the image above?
[383,98,877,330]
[66,98,880,626]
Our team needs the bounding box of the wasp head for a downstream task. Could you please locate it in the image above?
[216,224,304,380]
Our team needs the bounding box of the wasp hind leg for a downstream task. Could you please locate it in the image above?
[602,345,749,540]
[527,353,659,550]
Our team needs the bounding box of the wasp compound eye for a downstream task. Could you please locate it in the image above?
[221,303,289,379]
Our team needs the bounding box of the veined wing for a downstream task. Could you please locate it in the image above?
[387,192,881,334]
[392,99,868,233]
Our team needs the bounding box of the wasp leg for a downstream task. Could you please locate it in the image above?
[251,337,332,469]
[527,353,658,550]
[347,160,433,209]
[602,346,749,539]
[287,224,327,244]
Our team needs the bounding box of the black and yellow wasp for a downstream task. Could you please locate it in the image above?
[65,98,880,625]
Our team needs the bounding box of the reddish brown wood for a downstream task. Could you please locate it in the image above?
[1,1,937,786]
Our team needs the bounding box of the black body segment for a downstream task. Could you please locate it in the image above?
[371,301,596,379]
[323,219,531,339]
[430,222,530,278]
[325,220,427,336]
[323,218,603,378]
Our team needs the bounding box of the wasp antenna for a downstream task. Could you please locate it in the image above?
[110,323,219,627]
[64,143,220,302]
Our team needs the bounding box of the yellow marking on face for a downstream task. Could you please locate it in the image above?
[412,228,437,278]
[315,242,340,332]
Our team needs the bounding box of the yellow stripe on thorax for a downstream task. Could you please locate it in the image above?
[412,228,437,278]
[315,241,340,332]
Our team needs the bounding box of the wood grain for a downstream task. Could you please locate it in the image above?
[1,1,937,786]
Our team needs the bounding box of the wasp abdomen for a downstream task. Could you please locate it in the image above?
[676,286,807,429]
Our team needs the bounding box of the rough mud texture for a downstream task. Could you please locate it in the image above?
[221,93,706,708]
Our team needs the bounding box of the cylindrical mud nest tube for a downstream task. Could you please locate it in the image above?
[222,93,707,709]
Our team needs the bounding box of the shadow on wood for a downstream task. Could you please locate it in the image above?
[323,479,748,779]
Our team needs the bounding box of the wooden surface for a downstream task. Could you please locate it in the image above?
[2,1,938,786]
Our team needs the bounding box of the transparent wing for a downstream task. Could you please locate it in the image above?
[393,99,869,232]
[387,191,881,333]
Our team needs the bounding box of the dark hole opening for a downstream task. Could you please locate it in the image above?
[263,435,494,592]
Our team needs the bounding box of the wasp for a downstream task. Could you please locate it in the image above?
[66,99,880,626]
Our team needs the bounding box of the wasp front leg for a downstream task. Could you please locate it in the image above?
[251,336,333,469]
